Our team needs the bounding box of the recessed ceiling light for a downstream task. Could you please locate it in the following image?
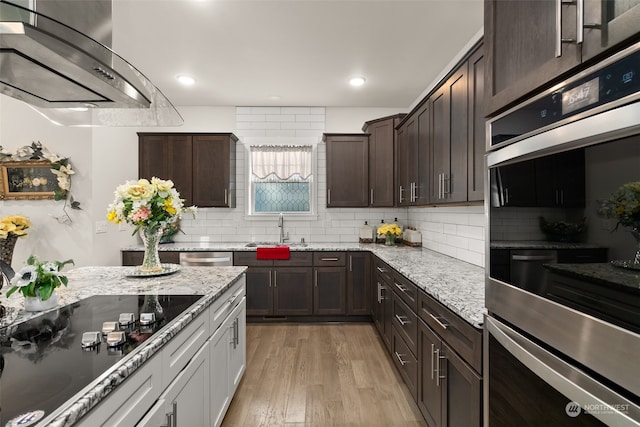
[349,76,366,87]
[176,74,195,86]
[269,95,281,101]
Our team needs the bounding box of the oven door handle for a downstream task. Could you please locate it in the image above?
[510,255,556,262]
[487,317,640,427]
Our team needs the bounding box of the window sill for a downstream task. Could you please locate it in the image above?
[243,213,318,221]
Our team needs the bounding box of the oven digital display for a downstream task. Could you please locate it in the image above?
[562,77,599,115]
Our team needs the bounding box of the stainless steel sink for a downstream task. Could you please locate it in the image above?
[244,241,308,247]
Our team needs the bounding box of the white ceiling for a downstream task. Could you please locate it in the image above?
[112,0,484,109]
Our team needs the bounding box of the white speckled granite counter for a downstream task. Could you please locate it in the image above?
[0,266,247,427]
[124,242,487,328]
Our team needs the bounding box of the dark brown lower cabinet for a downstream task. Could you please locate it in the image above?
[243,267,313,316]
[313,266,346,315]
[347,252,371,315]
[418,319,482,427]
[392,326,418,401]
[122,251,179,266]
[273,268,313,315]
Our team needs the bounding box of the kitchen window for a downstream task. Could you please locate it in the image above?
[249,144,315,215]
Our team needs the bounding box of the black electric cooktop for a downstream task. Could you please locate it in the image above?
[0,294,204,426]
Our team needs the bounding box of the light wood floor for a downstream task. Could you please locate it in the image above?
[222,323,427,427]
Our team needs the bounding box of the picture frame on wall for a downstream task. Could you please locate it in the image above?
[0,160,58,200]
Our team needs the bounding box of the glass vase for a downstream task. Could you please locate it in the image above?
[25,290,59,312]
[140,227,164,273]
[385,234,396,246]
[631,227,640,265]
[0,235,18,267]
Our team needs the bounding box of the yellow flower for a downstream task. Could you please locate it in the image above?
[0,214,30,239]
[164,198,177,215]
[107,210,118,223]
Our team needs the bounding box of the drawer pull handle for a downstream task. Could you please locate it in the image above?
[320,257,340,261]
[395,314,409,326]
[394,282,408,293]
[431,343,436,380]
[395,351,407,366]
[426,310,449,330]
[376,266,387,273]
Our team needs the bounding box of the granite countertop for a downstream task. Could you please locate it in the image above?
[0,266,247,427]
[124,242,487,328]
[491,240,608,250]
[545,262,640,292]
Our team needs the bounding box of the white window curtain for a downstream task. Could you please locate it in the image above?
[250,145,312,182]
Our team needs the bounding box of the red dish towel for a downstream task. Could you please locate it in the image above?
[256,246,290,260]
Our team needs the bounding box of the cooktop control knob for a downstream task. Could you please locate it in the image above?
[101,321,120,335]
[106,331,126,347]
[139,312,156,325]
[81,331,101,349]
[118,313,135,327]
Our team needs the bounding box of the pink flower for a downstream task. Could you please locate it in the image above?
[131,207,151,222]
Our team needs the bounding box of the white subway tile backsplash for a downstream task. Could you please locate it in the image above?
[281,107,311,114]
[178,108,488,268]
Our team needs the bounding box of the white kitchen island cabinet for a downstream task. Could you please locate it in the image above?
[3,266,252,427]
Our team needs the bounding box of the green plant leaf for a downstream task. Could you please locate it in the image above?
[5,286,18,298]
[39,284,53,300]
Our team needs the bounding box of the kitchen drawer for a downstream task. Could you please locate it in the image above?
[313,251,346,266]
[233,252,273,267]
[418,290,482,373]
[373,257,394,284]
[76,353,163,427]
[391,326,418,401]
[210,279,246,333]
[274,251,313,267]
[392,272,419,313]
[392,294,418,356]
[557,248,608,264]
[162,309,209,388]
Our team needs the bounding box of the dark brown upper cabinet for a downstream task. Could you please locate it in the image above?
[468,47,486,202]
[138,132,237,208]
[485,0,640,116]
[362,114,406,207]
[323,133,369,207]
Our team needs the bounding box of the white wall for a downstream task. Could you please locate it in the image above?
[0,96,93,268]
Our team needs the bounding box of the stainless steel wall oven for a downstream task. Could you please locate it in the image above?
[485,41,640,426]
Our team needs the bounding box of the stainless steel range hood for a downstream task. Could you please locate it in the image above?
[0,0,183,126]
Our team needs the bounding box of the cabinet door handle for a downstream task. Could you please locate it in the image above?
[438,173,443,199]
[315,269,318,287]
[555,0,562,57]
[377,282,382,303]
[431,343,436,380]
[320,257,340,261]
[376,266,386,273]
[425,309,449,330]
[370,188,374,205]
[224,188,228,205]
[349,255,353,272]
[394,351,407,366]
[328,189,331,205]
[504,187,510,205]
[274,271,277,288]
[443,174,450,196]
[576,0,584,44]
[435,348,446,386]
[399,186,405,204]
[395,314,409,326]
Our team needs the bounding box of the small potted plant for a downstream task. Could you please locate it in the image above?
[5,255,74,311]
[598,181,640,265]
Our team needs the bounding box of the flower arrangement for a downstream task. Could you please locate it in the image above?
[106,177,196,235]
[5,255,74,301]
[598,181,640,230]
[0,215,31,240]
[377,223,403,238]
